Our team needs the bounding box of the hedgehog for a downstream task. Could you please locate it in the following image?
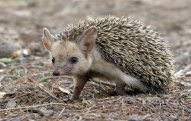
[42,16,174,100]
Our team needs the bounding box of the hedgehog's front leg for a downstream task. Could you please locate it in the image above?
[71,75,89,100]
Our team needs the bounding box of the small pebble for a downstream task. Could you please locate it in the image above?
[6,99,17,108]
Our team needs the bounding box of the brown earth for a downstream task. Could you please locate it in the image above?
[0,0,191,120]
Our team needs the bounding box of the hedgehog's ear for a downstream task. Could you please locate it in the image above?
[78,26,97,53]
[42,28,53,51]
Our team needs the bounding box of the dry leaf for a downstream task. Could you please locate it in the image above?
[58,86,71,95]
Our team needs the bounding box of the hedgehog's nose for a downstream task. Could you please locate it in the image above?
[52,70,60,76]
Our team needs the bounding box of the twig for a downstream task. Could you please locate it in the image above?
[121,98,125,115]
[37,85,60,101]
[175,64,191,77]
[58,107,65,116]
[54,107,66,120]
[0,103,69,112]
[20,65,28,75]
[182,64,191,74]
[23,109,44,116]
[91,80,116,88]
[83,105,95,117]
[0,75,22,78]
[39,76,72,82]
[0,76,4,87]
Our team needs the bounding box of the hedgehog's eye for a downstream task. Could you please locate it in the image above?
[69,57,78,64]
[52,57,55,64]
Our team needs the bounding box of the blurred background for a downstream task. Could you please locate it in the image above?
[0,0,191,70]
[0,1,191,120]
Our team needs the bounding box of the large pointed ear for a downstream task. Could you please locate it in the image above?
[42,28,53,50]
[78,26,97,53]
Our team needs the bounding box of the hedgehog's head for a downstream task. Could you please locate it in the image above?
[42,27,97,76]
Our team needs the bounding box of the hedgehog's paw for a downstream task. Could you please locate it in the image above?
[115,81,126,95]
[116,89,126,95]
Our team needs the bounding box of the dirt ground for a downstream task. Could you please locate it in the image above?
[0,0,191,120]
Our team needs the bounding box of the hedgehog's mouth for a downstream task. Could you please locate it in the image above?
[52,66,73,76]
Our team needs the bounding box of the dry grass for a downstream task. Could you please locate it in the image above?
[0,62,191,120]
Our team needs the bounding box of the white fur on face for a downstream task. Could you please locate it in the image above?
[49,41,93,76]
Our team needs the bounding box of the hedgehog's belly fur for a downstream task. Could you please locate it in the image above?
[89,54,148,92]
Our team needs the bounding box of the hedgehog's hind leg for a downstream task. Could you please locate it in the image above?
[115,81,126,95]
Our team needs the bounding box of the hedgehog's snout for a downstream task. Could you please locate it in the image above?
[52,70,60,76]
